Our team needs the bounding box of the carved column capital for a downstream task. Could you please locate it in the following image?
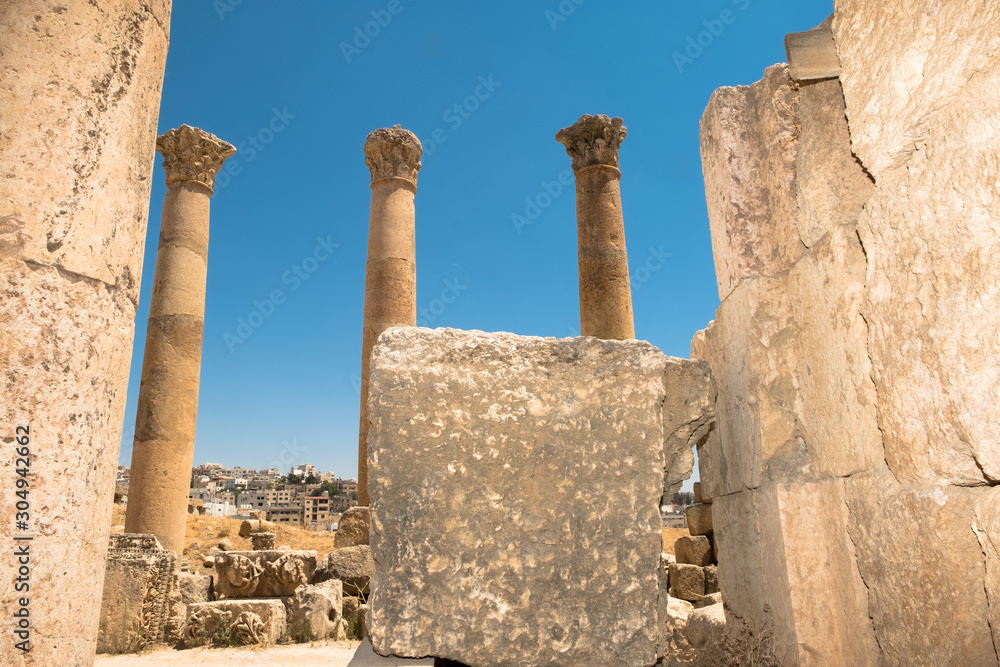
[364,124,422,187]
[156,125,236,193]
[555,114,628,174]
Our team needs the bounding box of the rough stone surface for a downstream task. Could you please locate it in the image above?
[213,551,316,598]
[662,360,715,496]
[313,545,375,597]
[239,519,277,537]
[177,573,213,606]
[685,603,726,650]
[846,471,997,665]
[694,591,722,609]
[662,597,694,654]
[714,481,877,666]
[334,506,371,548]
[184,600,286,647]
[367,328,686,667]
[834,0,1000,486]
[685,504,713,537]
[703,565,719,595]
[0,3,171,664]
[286,579,344,641]
[669,564,705,603]
[251,532,276,551]
[693,482,711,505]
[97,535,177,654]
[675,536,713,567]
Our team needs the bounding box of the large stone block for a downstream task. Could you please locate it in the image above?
[669,563,705,602]
[313,545,374,597]
[846,471,997,664]
[184,599,287,647]
[97,535,177,654]
[685,504,714,536]
[334,505,371,548]
[367,328,693,667]
[834,0,1000,486]
[675,536,713,567]
[286,579,344,641]
[714,480,877,666]
[213,551,315,598]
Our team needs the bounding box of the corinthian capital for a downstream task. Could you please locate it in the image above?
[156,125,236,193]
[555,114,627,173]
[364,125,422,187]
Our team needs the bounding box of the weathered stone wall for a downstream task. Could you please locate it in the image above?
[366,328,712,667]
[698,3,1000,664]
[0,2,171,665]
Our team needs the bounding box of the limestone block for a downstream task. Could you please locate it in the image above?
[239,519,277,537]
[313,545,374,597]
[670,563,705,602]
[343,595,362,618]
[213,551,316,598]
[663,597,694,654]
[693,482,711,505]
[714,480,877,666]
[184,600,286,647]
[367,328,675,667]
[846,471,997,664]
[286,579,344,641]
[97,535,176,654]
[704,565,719,595]
[675,536,713,567]
[334,506,371,548]
[251,532,276,550]
[834,0,1000,485]
[697,225,882,496]
[685,504,714,536]
[974,489,1000,654]
[177,573,213,605]
[661,358,715,495]
[685,603,726,649]
[694,592,722,609]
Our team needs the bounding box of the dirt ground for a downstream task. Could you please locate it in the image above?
[662,526,689,554]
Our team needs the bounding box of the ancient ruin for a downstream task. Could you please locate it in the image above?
[556,114,635,340]
[125,125,236,555]
[356,125,422,507]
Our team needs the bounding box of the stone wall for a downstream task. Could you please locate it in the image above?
[0,2,171,665]
[697,3,1000,665]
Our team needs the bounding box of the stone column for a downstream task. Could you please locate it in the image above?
[0,3,170,664]
[358,125,421,507]
[556,114,635,340]
[124,126,235,555]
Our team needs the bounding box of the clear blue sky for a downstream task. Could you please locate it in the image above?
[118,0,834,484]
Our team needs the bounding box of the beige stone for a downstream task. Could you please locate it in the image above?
[357,125,421,507]
[97,535,177,654]
[239,519,277,537]
[693,482,711,505]
[250,532,276,551]
[703,565,718,595]
[334,506,371,548]
[125,126,235,554]
[714,480,877,666]
[286,579,344,642]
[662,359,715,496]
[846,471,997,664]
[669,563,705,602]
[177,573,212,606]
[213,551,316,598]
[556,114,635,340]
[0,3,170,664]
[685,504,713,536]
[314,545,374,597]
[184,600,287,648]
[662,597,694,654]
[834,0,1000,486]
[684,603,726,650]
[367,328,681,666]
[675,536,713,567]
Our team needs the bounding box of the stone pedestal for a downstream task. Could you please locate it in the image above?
[556,114,634,340]
[0,3,170,664]
[357,125,421,506]
[125,126,235,554]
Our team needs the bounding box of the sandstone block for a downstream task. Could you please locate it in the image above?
[669,563,705,602]
[313,545,375,597]
[334,505,371,548]
[675,535,713,567]
[239,519,277,537]
[661,358,715,496]
[685,504,713,536]
[251,532,276,550]
[694,591,722,609]
[685,603,726,650]
[97,535,176,654]
[704,565,718,595]
[693,482,711,505]
[218,538,234,551]
[367,328,678,667]
[343,595,362,618]
[286,579,344,641]
[213,551,316,598]
[184,599,286,647]
[663,597,694,654]
[177,573,213,605]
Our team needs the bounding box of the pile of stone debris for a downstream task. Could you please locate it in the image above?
[97,506,375,653]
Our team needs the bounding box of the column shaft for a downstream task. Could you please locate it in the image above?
[0,2,170,663]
